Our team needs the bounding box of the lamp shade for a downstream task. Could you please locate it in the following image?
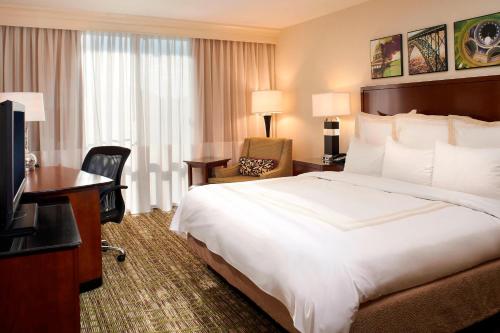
[312,92,350,117]
[252,90,283,114]
[0,92,45,122]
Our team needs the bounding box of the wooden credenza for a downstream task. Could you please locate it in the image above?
[22,166,113,292]
[0,202,81,333]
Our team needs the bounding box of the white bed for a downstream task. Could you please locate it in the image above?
[171,171,500,333]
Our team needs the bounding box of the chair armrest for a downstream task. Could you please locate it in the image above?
[259,167,287,179]
[214,164,240,178]
[100,185,128,198]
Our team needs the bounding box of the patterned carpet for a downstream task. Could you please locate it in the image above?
[80,209,284,333]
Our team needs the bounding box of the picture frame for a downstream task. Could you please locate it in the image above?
[408,24,448,75]
[370,34,403,79]
[454,12,500,70]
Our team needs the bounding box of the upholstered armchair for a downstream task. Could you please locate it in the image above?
[208,138,293,184]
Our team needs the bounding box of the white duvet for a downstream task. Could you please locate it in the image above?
[171,172,500,333]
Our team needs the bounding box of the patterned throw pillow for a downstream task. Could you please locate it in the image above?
[239,157,276,177]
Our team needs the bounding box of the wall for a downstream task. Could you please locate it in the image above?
[276,0,500,159]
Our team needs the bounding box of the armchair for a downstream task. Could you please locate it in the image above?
[208,138,292,184]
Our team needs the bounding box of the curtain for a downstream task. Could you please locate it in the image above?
[192,39,276,162]
[0,26,83,168]
[81,32,194,213]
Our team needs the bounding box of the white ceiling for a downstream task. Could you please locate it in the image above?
[0,0,369,29]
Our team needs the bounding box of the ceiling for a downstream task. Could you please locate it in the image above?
[0,0,369,29]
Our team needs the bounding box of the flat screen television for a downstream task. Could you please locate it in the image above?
[0,100,27,230]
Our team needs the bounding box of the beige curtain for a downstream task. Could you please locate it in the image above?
[193,39,276,162]
[0,26,83,168]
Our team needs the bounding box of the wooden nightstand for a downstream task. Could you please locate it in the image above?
[293,158,345,176]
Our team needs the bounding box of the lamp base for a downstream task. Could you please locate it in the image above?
[324,120,340,157]
[25,151,37,171]
[263,114,272,138]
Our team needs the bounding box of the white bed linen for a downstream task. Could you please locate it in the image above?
[171,172,500,333]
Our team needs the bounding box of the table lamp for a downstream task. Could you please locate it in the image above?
[312,92,350,163]
[0,92,46,170]
[252,90,283,137]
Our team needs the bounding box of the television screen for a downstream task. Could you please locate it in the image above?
[13,111,25,195]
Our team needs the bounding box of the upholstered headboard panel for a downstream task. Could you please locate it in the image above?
[360,75,500,121]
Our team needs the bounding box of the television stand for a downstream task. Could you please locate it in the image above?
[0,203,38,238]
[0,202,81,332]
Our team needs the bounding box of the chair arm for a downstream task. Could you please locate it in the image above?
[214,164,240,178]
[259,167,287,179]
[100,185,128,199]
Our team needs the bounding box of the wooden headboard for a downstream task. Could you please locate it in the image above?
[361,75,500,121]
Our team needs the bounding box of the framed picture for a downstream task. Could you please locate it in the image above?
[370,34,403,79]
[408,24,448,75]
[454,12,500,70]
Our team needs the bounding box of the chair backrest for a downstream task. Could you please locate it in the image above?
[240,137,293,175]
[82,146,131,222]
[82,146,130,185]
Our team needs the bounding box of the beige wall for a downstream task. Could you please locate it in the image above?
[276,0,500,159]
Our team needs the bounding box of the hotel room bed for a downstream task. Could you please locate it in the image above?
[172,172,500,333]
[172,75,500,333]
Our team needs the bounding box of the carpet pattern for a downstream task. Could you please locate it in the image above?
[80,209,284,333]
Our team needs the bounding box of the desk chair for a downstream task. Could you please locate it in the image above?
[82,146,131,262]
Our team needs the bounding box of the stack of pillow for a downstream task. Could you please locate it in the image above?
[345,112,500,200]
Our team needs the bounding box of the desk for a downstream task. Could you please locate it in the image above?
[0,202,81,333]
[22,166,113,292]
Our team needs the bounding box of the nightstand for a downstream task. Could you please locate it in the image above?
[293,158,344,176]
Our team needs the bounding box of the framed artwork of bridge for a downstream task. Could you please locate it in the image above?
[370,34,403,79]
[454,12,500,70]
[408,24,448,75]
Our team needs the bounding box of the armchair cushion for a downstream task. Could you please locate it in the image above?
[239,157,276,176]
[214,164,240,178]
[208,175,258,184]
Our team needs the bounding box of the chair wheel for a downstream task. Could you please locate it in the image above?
[101,240,109,247]
[102,247,109,252]
[117,254,126,262]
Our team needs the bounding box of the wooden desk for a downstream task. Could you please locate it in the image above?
[184,158,231,186]
[22,166,113,292]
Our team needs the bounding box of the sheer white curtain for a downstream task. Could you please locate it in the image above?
[81,32,194,213]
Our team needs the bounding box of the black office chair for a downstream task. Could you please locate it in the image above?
[82,146,131,262]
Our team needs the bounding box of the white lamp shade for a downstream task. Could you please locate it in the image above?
[0,92,46,122]
[252,90,283,114]
[312,92,350,117]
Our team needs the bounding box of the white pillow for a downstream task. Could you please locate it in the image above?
[344,139,385,176]
[432,141,500,200]
[450,116,500,148]
[356,113,394,145]
[395,114,449,149]
[382,137,434,185]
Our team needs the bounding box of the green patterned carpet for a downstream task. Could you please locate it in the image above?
[80,209,284,333]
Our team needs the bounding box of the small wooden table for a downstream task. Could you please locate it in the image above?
[293,158,345,176]
[184,158,231,186]
[22,166,113,292]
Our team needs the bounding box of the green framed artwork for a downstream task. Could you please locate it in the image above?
[454,12,500,70]
[370,34,403,79]
[408,24,448,75]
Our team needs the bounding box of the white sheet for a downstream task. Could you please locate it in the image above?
[171,172,500,333]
